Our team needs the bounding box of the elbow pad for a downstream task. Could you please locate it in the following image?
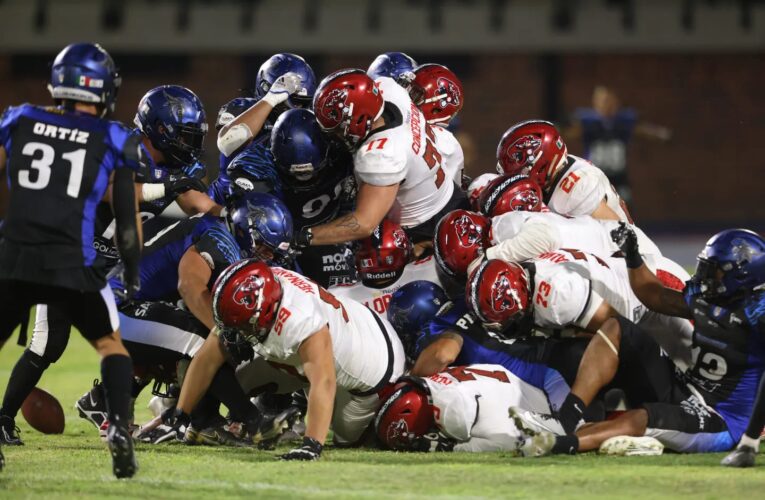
[486,221,560,262]
[217,123,253,157]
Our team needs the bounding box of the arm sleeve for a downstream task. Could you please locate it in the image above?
[112,167,140,277]
[353,147,407,186]
[486,220,561,262]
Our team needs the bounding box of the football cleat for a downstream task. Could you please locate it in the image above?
[184,421,252,448]
[508,408,555,457]
[75,379,108,429]
[251,406,302,449]
[721,445,757,468]
[599,436,664,456]
[106,423,138,479]
[507,408,567,436]
[0,416,23,446]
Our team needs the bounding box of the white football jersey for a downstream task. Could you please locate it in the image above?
[547,155,632,221]
[490,212,662,260]
[530,249,643,329]
[250,267,404,392]
[421,364,552,450]
[330,256,441,315]
[354,77,455,227]
[432,125,464,184]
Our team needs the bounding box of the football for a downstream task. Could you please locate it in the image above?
[21,387,65,435]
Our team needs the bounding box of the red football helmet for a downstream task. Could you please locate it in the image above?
[212,259,283,343]
[496,120,567,189]
[434,210,491,278]
[467,173,499,211]
[477,174,544,217]
[408,64,464,125]
[375,381,434,450]
[313,69,384,150]
[466,259,530,327]
[356,219,413,286]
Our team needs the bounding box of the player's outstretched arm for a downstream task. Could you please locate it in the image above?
[301,182,398,246]
[177,189,223,217]
[217,73,303,156]
[177,247,215,329]
[175,331,227,417]
[411,333,463,377]
[298,327,336,445]
[610,222,691,319]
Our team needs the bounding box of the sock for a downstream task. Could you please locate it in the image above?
[0,350,49,419]
[552,435,579,455]
[558,393,586,434]
[208,364,257,422]
[740,433,760,450]
[100,354,133,427]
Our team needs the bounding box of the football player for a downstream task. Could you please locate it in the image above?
[330,219,442,315]
[216,53,315,159]
[270,108,357,287]
[0,43,141,477]
[83,192,293,444]
[367,52,418,83]
[375,364,554,455]
[299,69,469,248]
[0,84,218,447]
[408,63,465,185]
[496,120,632,222]
[514,227,765,457]
[165,259,406,459]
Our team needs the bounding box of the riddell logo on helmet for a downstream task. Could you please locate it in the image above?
[318,88,347,125]
[508,135,542,166]
[454,215,482,247]
[436,77,460,107]
[233,275,265,310]
[491,271,520,313]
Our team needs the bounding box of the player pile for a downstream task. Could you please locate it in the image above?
[0,45,763,479]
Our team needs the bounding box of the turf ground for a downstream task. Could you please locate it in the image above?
[1,331,764,499]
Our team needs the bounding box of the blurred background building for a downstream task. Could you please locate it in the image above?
[0,0,763,264]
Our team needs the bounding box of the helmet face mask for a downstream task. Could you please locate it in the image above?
[226,192,294,266]
[409,64,464,125]
[374,381,434,451]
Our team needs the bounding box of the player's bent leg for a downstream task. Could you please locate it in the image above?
[642,401,734,453]
[575,408,649,452]
[331,391,381,446]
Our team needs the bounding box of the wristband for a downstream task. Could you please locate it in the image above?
[262,91,289,108]
[141,183,166,202]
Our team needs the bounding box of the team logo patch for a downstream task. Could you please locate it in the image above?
[387,419,411,447]
[436,77,461,107]
[317,88,348,127]
[233,275,264,310]
[392,228,408,249]
[454,214,482,247]
[510,189,541,212]
[507,134,542,167]
[163,91,188,123]
[491,271,521,314]
[731,238,760,265]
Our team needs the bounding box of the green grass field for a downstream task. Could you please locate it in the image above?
[1,333,764,499]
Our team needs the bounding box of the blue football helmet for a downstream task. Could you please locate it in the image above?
[694,229,765,299]
[48,43,121,115]
[226,191,293,265]
[270,108,330,191]
[135,85,208,168]
[255,53,317,109]
[367,52,417,83]
[387,280,448,357]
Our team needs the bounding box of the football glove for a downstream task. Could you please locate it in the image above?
[158,407,191,442]
[280,436,322,461]
[263,72,303,107]
[610,222,643,269]
[164,177,208,199]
